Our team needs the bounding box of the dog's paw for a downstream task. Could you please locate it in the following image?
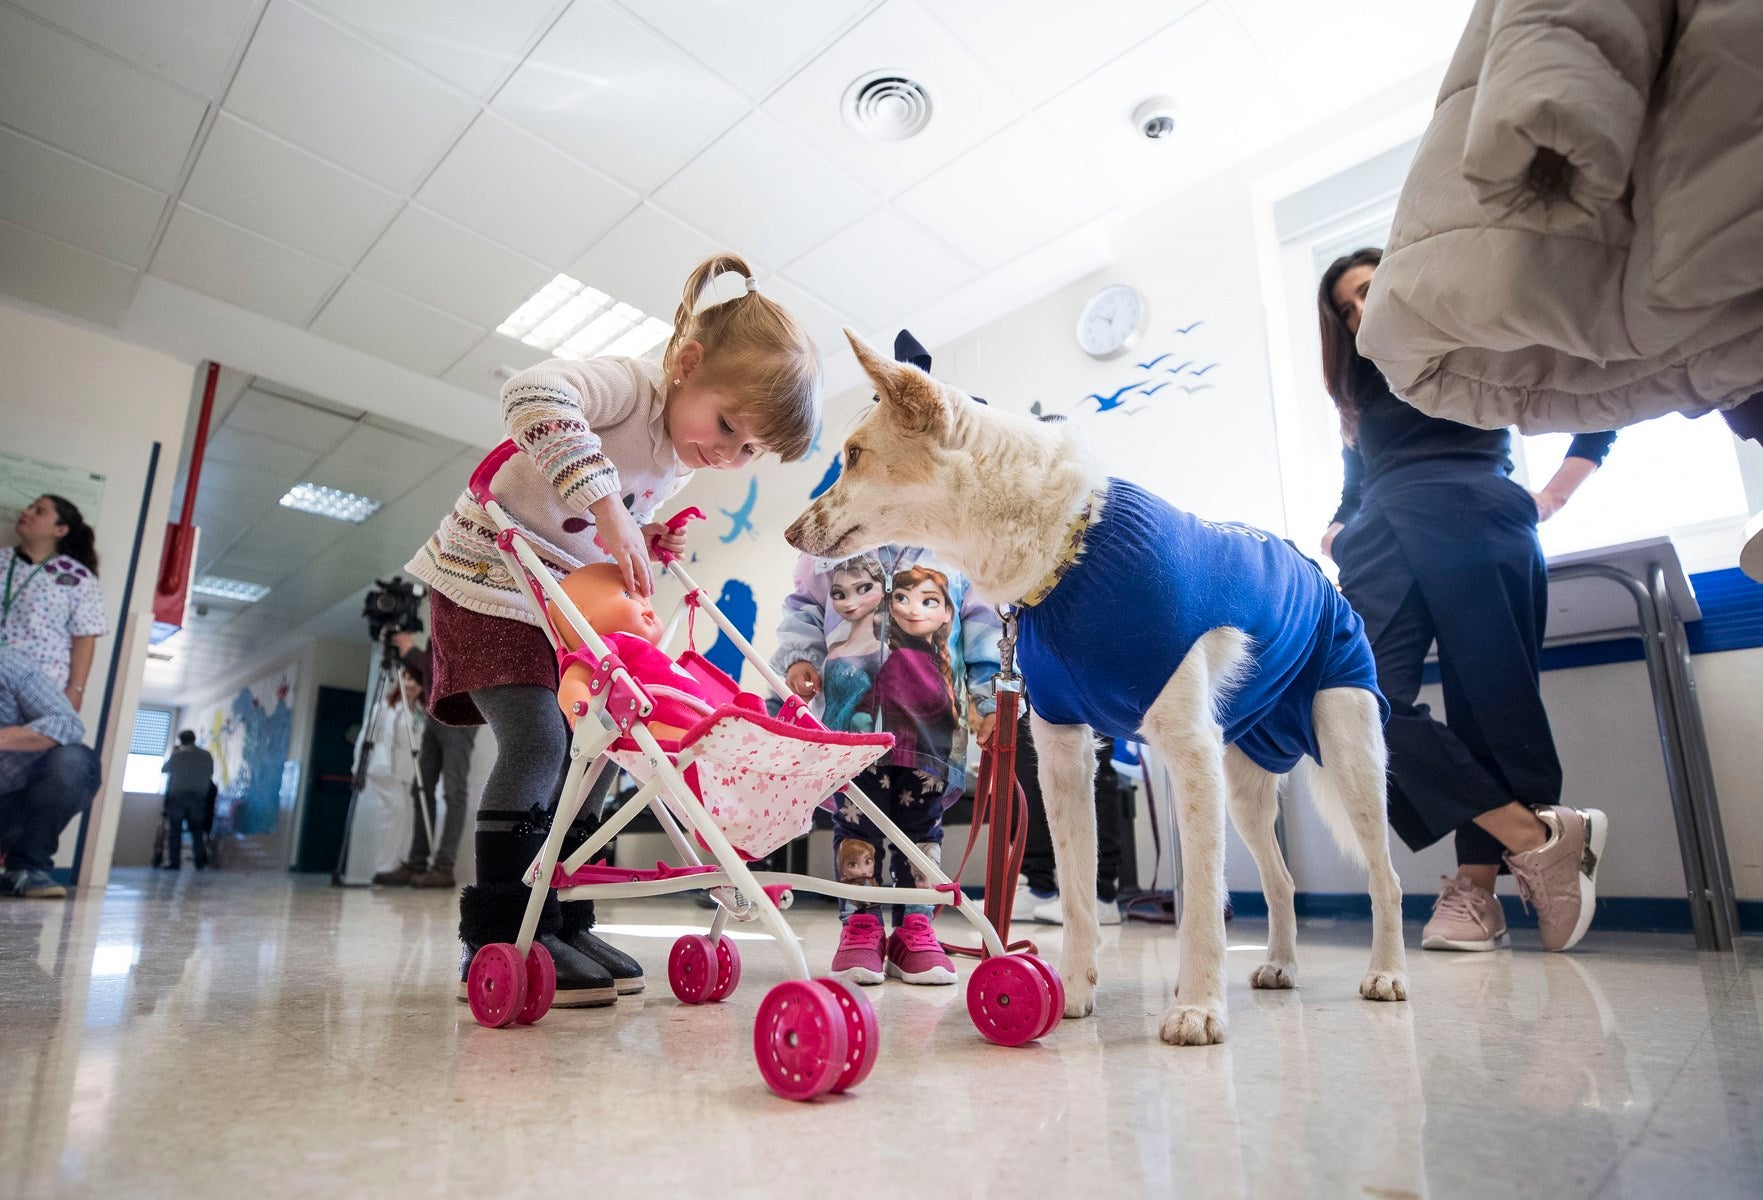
[1159,1002,1227,1046]
[1060,962,1098,1018]
[1249,961,1297,990]
[1359,971,1408,1002]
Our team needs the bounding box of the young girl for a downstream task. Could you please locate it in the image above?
[408,253,820,1007]
[341,659,426,886]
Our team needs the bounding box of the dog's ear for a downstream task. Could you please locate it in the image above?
[844,328,951,437]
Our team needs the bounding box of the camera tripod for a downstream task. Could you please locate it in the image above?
[331,631,433,885]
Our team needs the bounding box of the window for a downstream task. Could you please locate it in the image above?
[122,706,174,794]
[1263,147,1759,575]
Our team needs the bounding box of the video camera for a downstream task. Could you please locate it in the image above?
[363,576,426,643]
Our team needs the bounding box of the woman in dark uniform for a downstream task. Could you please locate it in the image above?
[1318,247,1613,954]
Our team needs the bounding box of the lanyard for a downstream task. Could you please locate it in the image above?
[1,552,49,626]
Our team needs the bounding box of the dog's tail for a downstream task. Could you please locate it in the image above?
[1295,759,1368,867]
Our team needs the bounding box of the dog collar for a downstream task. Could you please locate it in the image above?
[1019,490,1102,608]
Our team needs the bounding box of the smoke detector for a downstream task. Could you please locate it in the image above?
[1132,96,1178,140]
[843,71,933,141]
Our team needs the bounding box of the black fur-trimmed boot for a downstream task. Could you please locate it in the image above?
[557,810,645,994]
[457,810,615,1008]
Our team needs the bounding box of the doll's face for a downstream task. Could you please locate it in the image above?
[838,841,875,880]
[829,568,883,623]
[559,563,664,644]
[890,578,950,638]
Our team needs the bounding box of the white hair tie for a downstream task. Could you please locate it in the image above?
[692,270,760,316]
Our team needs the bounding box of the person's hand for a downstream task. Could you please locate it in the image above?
[974,710,998,746]
[643,521,688,561]
[1531,489,1566,522]
[1320,521,1345,561]
[390,631,416,655]
[589,495,654,596]
[786,661,821,700]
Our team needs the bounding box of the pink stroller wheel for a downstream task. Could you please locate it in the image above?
[752,980,849,1101]
[668,934,718,1004]
[1017,953,1065,1040]
[815,977,880,1093]
[467,943,528,1029]
[708,935,742,1001]
[516,941,556,1025]
[967,954,1053,1047]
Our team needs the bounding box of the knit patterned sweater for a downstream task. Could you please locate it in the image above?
[406,356,693,624]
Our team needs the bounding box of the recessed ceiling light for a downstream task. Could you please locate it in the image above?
[192,576,271,603]
[843,72,932,141]
[498,274,673,362]
[279,482,382,524]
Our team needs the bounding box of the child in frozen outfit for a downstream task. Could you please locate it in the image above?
[772,331,1001,988]
[407,253,821,1007]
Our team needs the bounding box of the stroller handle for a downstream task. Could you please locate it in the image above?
[647,507,706,566]
[468,440,520,505]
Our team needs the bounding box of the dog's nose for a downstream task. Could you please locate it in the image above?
[783,515,808,548]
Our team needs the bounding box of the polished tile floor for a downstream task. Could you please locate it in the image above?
[2,871,1759,1199]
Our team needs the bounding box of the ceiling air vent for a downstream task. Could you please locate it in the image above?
[842,72,932,141]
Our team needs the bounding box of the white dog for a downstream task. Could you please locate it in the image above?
[784,331,1409,1046]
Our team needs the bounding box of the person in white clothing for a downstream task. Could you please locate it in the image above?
[2,496,107,707]
[339,659,427,887]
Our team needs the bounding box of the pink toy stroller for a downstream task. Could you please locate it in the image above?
[461,441,1064,1100]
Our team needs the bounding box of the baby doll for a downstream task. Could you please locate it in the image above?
[837,837,878,887]
[549,563,714,739]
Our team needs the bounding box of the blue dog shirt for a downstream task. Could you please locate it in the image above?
[1016,479,1386,773]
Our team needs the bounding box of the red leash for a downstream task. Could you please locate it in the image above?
[939,607,1037,959]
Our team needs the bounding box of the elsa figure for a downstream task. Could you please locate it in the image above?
[821,554,885,732]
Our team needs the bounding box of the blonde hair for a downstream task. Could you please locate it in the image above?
[664,253,821,462]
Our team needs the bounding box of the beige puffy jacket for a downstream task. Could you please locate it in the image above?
[1359,0,1763,433]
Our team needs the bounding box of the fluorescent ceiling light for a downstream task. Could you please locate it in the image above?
[192,575,271,603]
[279,482,382,524]
[498,274,673,362]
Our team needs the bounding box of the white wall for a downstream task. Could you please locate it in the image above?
[0,297,196,879]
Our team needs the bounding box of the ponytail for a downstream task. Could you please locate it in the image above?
[45,495,99,575]
[662,253,821,463]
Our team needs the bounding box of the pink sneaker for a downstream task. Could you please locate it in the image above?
[884,913,956,985]
[830,912,885,985]
[1505,806,1608,952]
[1422,873,1509,951]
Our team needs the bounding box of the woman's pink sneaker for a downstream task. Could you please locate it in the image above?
[830,912,886,985]
[884,913,957,985]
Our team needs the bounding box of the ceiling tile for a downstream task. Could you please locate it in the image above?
[614,0,872,97]
[567,203,725,321]
[152,204,344,326]
[894,116,1114,270]
[1037,4,1291,203]
[311,275,484,376]
[10,0,259,98]
[181,114,403,266]
[355,205,552,328]
[223,387,358,454]
[302,0,558,98]
[202,425,324,479]
[761,1,1023,197]
[0,128,167,268]
[417,115,638,267]
[929,0,1206,107]
[0,217,139,327]
[440,333,551,400]
[0,5,207,192]
[654,111,877,270]
[1225,0,1474,111]
[224,0,477,193]
[491,0,748,193]
[781,207,975,330]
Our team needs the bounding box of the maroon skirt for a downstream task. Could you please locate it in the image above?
[427,591,558,726]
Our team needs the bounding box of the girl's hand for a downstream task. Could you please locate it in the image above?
[643,521,688,560]
[588,495,654,597]
[1320,521,1345,561]
[974,710,998,746]
[786,661,821,700]
[1531,488,1565,522]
